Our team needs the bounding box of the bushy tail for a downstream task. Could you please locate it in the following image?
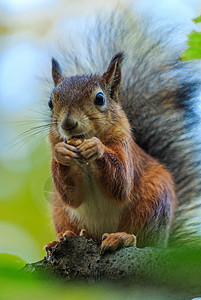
[53,10,201,246]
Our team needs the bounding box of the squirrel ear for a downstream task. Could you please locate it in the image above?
[102,52,124,100]
[52,58,63,86]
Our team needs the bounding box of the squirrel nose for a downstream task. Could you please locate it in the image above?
[61,118,78,130]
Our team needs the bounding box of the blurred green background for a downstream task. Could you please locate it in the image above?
[1,0,201,299]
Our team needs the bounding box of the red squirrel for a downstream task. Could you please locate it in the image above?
[45,53,176,254]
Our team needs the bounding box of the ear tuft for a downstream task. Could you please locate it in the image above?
[109,52,124,67]
[102,52,124,100]
[51,57,63,86]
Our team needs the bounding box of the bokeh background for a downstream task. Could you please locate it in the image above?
[1,0,201,265]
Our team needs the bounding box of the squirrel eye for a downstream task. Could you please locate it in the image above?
[48,97,53,110]
[94,93,105,106]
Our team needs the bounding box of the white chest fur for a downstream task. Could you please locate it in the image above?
[66,172,124,238]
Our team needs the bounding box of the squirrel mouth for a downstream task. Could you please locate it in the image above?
[71,133,86,139]
[58,122,92,140]
[71,131,92,140]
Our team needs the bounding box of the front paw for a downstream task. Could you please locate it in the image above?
[77,137,105,162]
[54,142,80,166]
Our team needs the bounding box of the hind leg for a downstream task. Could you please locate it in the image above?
[100,232,136,255]
[45,229,87,256]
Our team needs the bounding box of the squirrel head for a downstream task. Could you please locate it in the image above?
[49,52,130,145]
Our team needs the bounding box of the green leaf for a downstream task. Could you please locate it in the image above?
[182,31,201,60]
[181,15,201,60]
[0,253,26,270]
[193,16,201,23]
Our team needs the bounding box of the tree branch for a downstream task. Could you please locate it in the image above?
[24,236,201,297]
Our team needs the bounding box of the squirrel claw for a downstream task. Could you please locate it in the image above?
[57,232,65,241]
[45,229,87,257]
[44,240,59,257]
[100,232,136,255]
[79,229,87,237]
[102,233,109,241]
[57,230,76,241]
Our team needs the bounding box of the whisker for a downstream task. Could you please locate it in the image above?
[10,130,49,157]
[5,124,50,149]
[1,119,51,127]
[37,66,52,90]
[79,106,95,121]
[26,108,52,118]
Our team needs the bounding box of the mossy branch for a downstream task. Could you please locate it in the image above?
[24,236,201,298]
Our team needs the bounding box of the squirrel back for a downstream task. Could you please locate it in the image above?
[49,10,201,246]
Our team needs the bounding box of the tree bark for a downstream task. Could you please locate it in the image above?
[24,236,201,297]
